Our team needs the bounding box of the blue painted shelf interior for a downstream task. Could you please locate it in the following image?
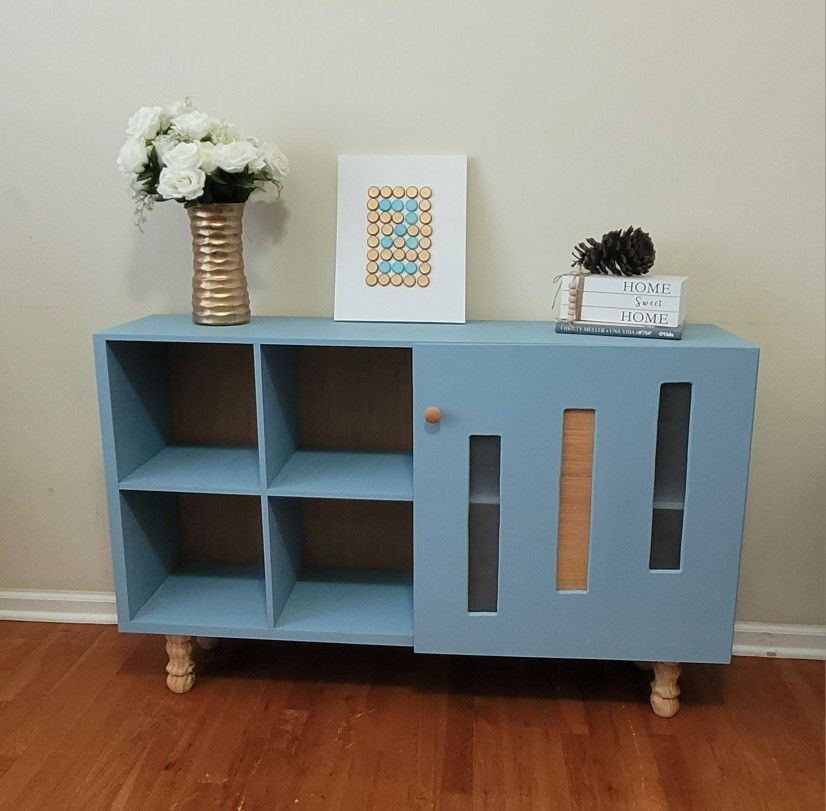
[119,490,268,631]
[106,340,259,489]
[268,496,414,644]
[106,339,415,643]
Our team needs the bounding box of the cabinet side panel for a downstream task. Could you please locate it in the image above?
[106,341,170,479]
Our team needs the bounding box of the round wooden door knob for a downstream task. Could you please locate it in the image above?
[424,406,442,424]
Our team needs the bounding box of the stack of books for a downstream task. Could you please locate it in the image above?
[555,275,687,340]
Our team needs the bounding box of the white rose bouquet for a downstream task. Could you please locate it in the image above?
[117,99,288,227]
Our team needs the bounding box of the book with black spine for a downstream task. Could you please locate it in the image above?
[555,320,683,340]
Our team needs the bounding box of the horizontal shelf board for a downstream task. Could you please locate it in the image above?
[268,450,413,501]
[274,568,413,645]
[96,316,758,351]
[128,564,268,632]
[119,446,260,494]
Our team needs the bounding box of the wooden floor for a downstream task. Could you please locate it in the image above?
[0,622,822,810]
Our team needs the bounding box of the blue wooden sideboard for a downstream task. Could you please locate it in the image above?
[94,316,758,715]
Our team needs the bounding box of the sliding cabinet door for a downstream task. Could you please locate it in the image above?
[412,344,757,663]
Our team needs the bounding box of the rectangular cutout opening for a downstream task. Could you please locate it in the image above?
[556,409,595,591]
[650,383,691,570]
[468,436,500,612]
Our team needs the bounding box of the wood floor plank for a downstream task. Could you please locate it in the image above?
[0,622,822,810]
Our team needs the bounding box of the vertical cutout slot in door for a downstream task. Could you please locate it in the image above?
[556,409,595,591]
[650,383,691,569]
[468,435,501,612]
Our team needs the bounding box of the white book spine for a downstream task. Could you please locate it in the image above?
[560,274,687,296]
[578,306,682,327]
[560,290,682,310]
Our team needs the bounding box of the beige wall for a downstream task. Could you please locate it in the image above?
[0,1,823,625]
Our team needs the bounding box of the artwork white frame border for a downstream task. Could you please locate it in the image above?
[334,155,467,323]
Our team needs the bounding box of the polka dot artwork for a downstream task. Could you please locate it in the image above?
[365,185,432,288]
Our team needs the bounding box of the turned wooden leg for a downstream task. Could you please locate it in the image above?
[650,661,681,717]
[165,635,195,694]
[195,637,219,650]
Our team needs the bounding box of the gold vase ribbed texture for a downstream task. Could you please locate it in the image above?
[188,203,250,326]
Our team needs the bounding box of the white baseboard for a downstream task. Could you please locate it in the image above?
[0,590,823,660]
[0,589,117,624]
[732,622,825,660]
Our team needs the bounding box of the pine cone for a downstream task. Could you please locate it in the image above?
[571,227,655,276]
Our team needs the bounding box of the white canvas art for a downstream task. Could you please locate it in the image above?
[334,155,467,323]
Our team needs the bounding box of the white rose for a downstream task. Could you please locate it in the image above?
[198,141,217,173]
[152,134,178,164]
[160,100,188,130]
[156,167,206,201]
[210,119,240,144]
[212,140,260,173]
[162,141,202,171]
[116,139,148,175]
[249,181,282,204]
[126,106,163,140]
[171,110,213,140]
[262,142,289,180]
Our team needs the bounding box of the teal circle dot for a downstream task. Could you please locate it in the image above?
[406,236,419,249]
[392,261,404,273]
[380,236,393,248]
[394,224,406,236]
[378,199,391,211]
[404,262,417,274]
[405,212,417,224]
[379,260,391,272]
[405,199,418,211]
[391,199,404,212]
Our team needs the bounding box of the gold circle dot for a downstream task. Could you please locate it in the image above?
[391,273,403,286]
[379,212,392,223]
[367,198,379,210]
[391,211,404,224]
[393,248,406,260]
[368,186,380,198]
[394,236,406,248]
[420,212,432,224]
[380,186,392,198]
[420,186,432,199]
[380,249,393,261]
[367,249,379,261]
[406,186,418,198]
[417,274,430,287]
[381,223,394,235]
[407,224,419,236]
[420,224,432,237]
[419,237,432,250]
[366,274,378,286]
[419,262,431,275]
[367,261,378,273]
[367,211,379,223]
[392,186,404,197]
[367,223,379,235]
[367,236,379,248]
[419,198,432,212]
[405,249,417,261]
[418,249,431,262]
[403,274,416,287]
[378,273,390,286]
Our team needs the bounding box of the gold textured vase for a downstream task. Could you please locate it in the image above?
[188,203,251,326]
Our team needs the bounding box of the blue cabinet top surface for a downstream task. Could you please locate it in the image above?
[95,314,757,351]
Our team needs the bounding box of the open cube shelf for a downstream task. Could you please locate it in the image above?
[268,497,414,645]
[105,341,259,494]
[120,491,268,633]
